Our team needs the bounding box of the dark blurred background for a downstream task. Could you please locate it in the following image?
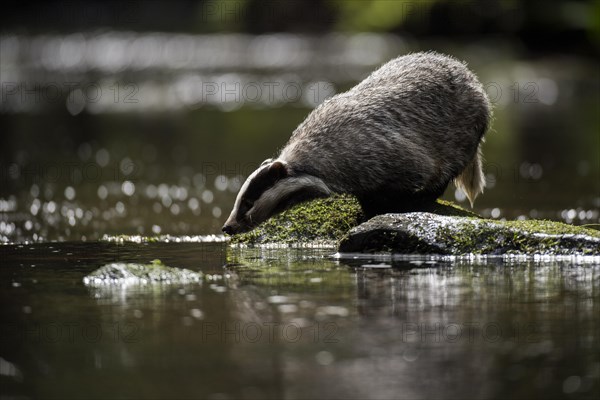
[1,0,599,242]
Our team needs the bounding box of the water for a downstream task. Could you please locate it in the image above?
[1,242,598,399]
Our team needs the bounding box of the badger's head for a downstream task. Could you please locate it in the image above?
[222,158,331,235]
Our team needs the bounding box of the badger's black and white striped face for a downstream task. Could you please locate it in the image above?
[222,159,332,235]
[222,159,289,235]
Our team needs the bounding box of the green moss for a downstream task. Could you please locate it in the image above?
[424,199,481,218]
[229,195,364,246]
[501,219,600,238]
[437,218,600,255]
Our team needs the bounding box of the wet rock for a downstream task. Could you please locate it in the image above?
[228,196,474,247]
[338,213,600,255]
[83,259,203,286]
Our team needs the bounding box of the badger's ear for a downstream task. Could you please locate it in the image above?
[261,158,273,166]
[268,160,288,179]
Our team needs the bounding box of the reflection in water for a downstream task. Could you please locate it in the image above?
[225,252,600,399]
[2,243,597,399]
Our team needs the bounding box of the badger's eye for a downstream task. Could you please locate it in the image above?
[242,199,253,210]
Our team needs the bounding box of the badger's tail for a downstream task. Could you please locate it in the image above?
[454,144,485,207]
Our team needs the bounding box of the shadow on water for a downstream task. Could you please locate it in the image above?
[0,243,598,399]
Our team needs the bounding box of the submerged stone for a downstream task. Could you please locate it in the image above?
[83,259,203,286]
[338,213,600,255]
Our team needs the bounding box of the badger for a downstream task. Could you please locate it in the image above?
[222,52,491,235]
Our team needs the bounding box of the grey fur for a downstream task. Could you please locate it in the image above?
[223,52,491,234]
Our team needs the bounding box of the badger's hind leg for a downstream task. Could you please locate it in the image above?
[357,190,443,219]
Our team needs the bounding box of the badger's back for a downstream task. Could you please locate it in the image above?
[278,52,490,200]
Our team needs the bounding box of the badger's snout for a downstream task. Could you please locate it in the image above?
[222,213,242,235]
[222,224,235,235]
[222,221,249,235]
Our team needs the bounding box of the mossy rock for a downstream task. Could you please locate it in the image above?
[228,195,477,246]
[83,259,203,286]
[338,213,600,255]
[228,195,362,246]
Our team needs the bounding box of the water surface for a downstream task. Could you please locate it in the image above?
[1,242,598,399]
